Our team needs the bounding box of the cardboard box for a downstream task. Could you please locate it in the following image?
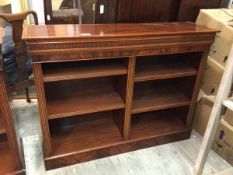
[193,93,215,136]
[201,57,224,96]
[196,9,233,30]
[209,35,233,67]
[224,109,233,126]
[213,119,233,166]
[196,9,233,68]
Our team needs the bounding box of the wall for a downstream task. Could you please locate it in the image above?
[28,0,45,24]
[10,0,45,24]
[10,0,21,13]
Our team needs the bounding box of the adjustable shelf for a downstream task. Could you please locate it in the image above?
[135,53,200,82]
[132,86,191,114]
[42,59,128,82]
[45,77,125,119]
[135,63,197,82]
[132,79,193,114]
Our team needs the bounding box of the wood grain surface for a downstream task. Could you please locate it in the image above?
[26,23,216,170]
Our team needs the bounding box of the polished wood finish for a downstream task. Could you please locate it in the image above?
[25,23,216,170]
[0,33,25,175]
[33,64,52,156]
[123,57,136,139]
[23,23,215,40]
[46,130,190,170]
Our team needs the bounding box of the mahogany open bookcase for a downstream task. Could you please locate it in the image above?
[23,23,216,170]
[0,29,25,175]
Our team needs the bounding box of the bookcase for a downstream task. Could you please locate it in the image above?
[24,23,217,170]
[0,29,24,175]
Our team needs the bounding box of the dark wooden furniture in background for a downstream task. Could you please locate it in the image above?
[117,0,181,23]
[0,10,38,102]
[24,23,216,170]
[44,0,229,24]
[0,29,25,175]
[177,0,229,22]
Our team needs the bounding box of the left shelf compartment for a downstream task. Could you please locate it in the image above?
[45,76,126,120]
[42,58,128,119]
[42,58,128,164]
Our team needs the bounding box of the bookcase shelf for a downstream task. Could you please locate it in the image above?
[43,59,128,82]
[132,87,191,114]
[27,23,216,170]
[45,77,125,119]
[130,109,187,140]
[135,63,198,82]
[50,112,123,156]
[132,78,193,114]
[135,53,201,82]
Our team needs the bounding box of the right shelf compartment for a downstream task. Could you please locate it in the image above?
[131,52,202,137]
[133,52,202,115]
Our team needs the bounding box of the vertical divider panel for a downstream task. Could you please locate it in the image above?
[123,56,136,140]
[0,71,22,169]
[186,51,209,127]
[33,64,52,156]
